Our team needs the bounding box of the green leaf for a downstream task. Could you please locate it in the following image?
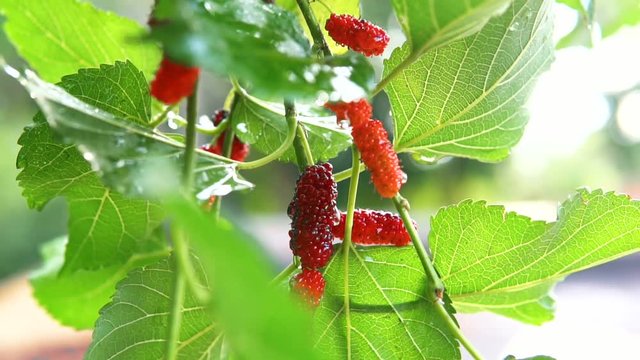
[556,0,595,49]
[505,356,556,360]
[232,91,352,163]
[14,66,254,200]
[16,62,166,272]
[385,0,554,163]
[597,0,640,37]
[391,0,512,54]
[278,0,361,55]
[315,245,460,359]
[87,256,222,359]
[0,0,160,82]
[150,0,375,101]
[31,237,168,329]
[558,0,640,46]
[431,189,640,325]
[88,200,319,359]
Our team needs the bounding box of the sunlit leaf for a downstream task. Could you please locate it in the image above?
[315,245,460,358]
[431,189,640,325]
[385,0,554,163]
[0,0,160,82]
[390,0,512,55]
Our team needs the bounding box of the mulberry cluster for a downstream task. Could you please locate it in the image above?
[324,99,372,127]
[150,56,200,105]
[325,99,406,198]
[288,163,339,269]
[333,210,413,246]
[352,120,405,198]
[292,269,326,307]
[200,110,250,162]
[288,163,338,306]
[325,14,389,57]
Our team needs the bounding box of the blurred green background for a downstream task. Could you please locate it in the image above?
[1,0,639,280]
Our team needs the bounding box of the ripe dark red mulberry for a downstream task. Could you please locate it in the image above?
[333,209,414,246]
[352,119,405,198]
[324,99,372,127]
[200,110,250,162]
[325,14,389,57]
[150,56,200,105]
[292,269,326,307]
[288,163,339,269]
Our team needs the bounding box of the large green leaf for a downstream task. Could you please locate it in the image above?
[232,91,352,163]
[13,65,253,201]
[16,62,166,272]
[0,0,160,82]
[86,256,221,359]
[314,245,460,359]
[31,237,168,329]
[391,0,512,55]
[431,189,640,325]
[385,0,554,163]
[151,0,375,101]
[277,0,361,55]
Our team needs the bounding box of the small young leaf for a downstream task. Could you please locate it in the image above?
[0,0,160,82]
[391,0,512,55]
[315,245,460,359]
[431,189,640,325]
[15,62,166,272]
[232,92,352,163]
[31,237,168,329]
[150,0,375,101]
[14,65,253,200]
[87,256,221,359]
[385,0,554,163]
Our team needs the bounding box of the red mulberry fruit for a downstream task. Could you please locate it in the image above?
[288,163,339,269]
[325,14,389,57]
[333,209,414,246]
[150,56,200,105]
[292,269,326,307]
[324,99,372,127]
[352,119,405,198]
[200,110,250,162]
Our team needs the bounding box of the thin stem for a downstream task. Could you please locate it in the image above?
[334,163,365,182]
[434,302,484,360]
[392,193,444,299]
[271,262,299,285]
[181,85,199,188]
[287,100,314,170]
[342,147,361,360]
[295,123,314,167]
[167,86,198,360]
[150,104,177,128]
[295,0,331,57]
[236,102,298,170]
